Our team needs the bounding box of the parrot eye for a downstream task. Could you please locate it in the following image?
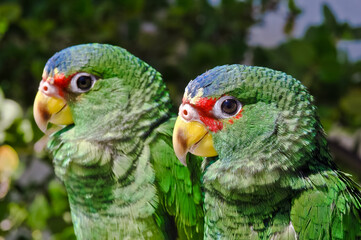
[70,73,97,93]
[77,76,92,90]
[213,96,242,119]
[221,99,238,114]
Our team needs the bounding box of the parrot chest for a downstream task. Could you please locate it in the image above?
[203,187,298,240]
[50,133,166,240]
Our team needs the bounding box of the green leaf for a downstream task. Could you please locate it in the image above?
[48,180,69,216]
[0,3,21,22]
[8,202,28,228]
[51,226,76,240]
[0,20,8,36]
[17,119,34,143]
[27,194,51,230]
[20,19,55,40]
[288,0,301,15]
[340,88,361,128]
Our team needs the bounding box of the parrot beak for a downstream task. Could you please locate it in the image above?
[172,117,218,166]
[33,91,73,133]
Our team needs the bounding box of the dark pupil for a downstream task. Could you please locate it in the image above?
[77,76,92,90]
[221,99,238,115]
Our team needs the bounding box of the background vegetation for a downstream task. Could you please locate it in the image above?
[0,0,360,239]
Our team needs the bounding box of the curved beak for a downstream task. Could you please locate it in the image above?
[33,91,73,133]
[172,117,218,166]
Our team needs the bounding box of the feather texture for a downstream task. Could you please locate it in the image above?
[180,65,361,239]
[41,44,204,239]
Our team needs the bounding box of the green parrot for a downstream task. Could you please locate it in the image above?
[173,64,361,239]
[33,43,204,239]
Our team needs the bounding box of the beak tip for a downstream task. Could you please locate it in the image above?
[33,106,49,134]
[177,154,188,166]
[35,121,48,134]
[33,92,52,134]
[39,124,48,134]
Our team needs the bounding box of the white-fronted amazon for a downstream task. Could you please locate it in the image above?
[173,64,361,239]
[33,43,203,239]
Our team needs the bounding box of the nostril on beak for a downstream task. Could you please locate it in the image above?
[179,104,199,122]
[40,81,53,96]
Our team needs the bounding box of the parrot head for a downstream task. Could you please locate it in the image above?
[173,65,318,170]
[34,43,170,137]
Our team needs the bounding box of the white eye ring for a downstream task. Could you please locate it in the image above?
[212,96,242,119]
[69,73,97,93]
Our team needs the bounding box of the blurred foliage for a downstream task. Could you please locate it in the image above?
[0,0,361,239]
[253,5,361,125]
[0,145,19,199]
[0,87,28,202]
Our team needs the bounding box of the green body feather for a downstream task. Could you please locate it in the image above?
[45,44,203,239]
[184,65,361,239]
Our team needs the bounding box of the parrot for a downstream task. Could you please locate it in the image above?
[172,64,361,239]
[33,43,204,240]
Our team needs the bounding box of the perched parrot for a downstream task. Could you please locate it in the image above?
[173,64,361,239]
[33,43,204,240]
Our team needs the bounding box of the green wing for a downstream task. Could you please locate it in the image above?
[149,117,204,240]
[291,170,361,240]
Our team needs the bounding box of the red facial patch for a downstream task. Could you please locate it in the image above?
[42,72,77,97]
[227,109,243,125]
[200,115,223,132]
[189,96,244,132]
[196,97,218,113]
[53,73,76,89]
[194,97,223,132]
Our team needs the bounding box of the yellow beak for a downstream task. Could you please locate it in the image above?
[172,117,218,165]
[33,91,73,133]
